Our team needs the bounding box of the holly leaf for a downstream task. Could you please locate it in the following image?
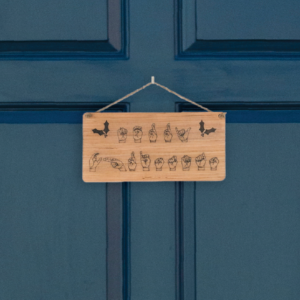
[199,120,205,133]
[204,128,216,135]
[92,128,105,136]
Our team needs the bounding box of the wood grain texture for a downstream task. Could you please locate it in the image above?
[83,112,226,182]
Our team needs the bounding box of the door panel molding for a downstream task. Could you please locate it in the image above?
[0,102,130,123]
[107,183,130,300]
[175,182,196,300]
[175,0,300,59]
[0,0,128,60]
[176,102,300,122]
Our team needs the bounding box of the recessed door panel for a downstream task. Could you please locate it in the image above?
[196,0,300,40]
[0,0,107,40]
[0,124,106,300]
[195,123,300,299]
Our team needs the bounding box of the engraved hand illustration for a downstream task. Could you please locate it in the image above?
[164,123,172,142]
[128,152,137,171]
[140,151,151,171]
[209,157,219,171]
[103,157,127,171]
[175,127,191,142]
[133,126,143,143]
[155,158,164,171]
[89,153,102,172]
[168,156,177,171]
[148,123,157,143]
[195,153,206,171]
[117,127,128,143]
[181,155,192,171]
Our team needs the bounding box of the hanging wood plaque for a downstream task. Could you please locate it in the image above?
[83,112,226,182]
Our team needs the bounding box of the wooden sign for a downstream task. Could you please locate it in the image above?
[83,112,226,182]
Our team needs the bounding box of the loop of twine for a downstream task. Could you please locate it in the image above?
[96,79,212,113]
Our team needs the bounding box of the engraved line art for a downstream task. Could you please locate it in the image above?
[155,158,164,171]
[117,127,128,143]
[199,120,216,137]
[89,153,102,172]
[140,151,151,171]
[128,152,137,171]
[103,157,127,171]
[168,156,177,171]
[209,157,219,171]
[181,155,192,171]
[148,123,157,143]
[92,120,109,138]
[164,123,173,142]
[133,126,143,143]
[175,127,191,142]
[195,153,206,171]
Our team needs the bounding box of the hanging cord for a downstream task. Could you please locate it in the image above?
[96,77,212,113]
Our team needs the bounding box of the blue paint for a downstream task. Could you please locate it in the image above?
[0,103,128,123]
[0,0,128,60]
[177,0,300,58]
[226,110,300,123]
[1,109,300,124]
[0,0,108,41]
[196,0,300,40]
[0,111,86,124]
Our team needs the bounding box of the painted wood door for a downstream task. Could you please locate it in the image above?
[1,0,300,299]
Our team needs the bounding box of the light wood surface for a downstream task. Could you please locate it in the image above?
[83,112,226,182]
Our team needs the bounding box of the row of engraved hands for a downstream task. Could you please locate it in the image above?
[118,123,191,143]
[89,152,219,172]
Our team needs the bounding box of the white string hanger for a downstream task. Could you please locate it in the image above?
[96,76,212,113]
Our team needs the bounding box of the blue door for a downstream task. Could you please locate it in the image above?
[1,0,300,299]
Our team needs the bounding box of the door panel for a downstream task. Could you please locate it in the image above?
[195,124,300,300]
[178,0,300,56]
[0,0,127,58]
[0,0,107,41]
[196,0,300,40]
[0,124,106,300]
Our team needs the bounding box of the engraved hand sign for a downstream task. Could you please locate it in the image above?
[148,123,157,143]
[164,123,172,142]
[195,153,206,171]
[181,155,192,171]
[155,158,164,171]
[117,127,128,143]
[89,153,102,172]
[140,151,151,171]
[133,126,143,143]
[103,157,127,171]
[168,156,177,171]
[209,157,219,171]
[175,127,191,142]
[128,152,137,171]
